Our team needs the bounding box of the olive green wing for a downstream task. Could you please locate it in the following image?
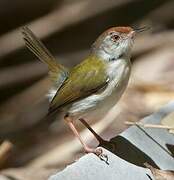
[49,56,108,113]
[21,26,69,89]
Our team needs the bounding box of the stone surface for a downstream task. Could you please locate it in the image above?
[121,101,174,170]
[49,102,174,180]
[49,148,153,180]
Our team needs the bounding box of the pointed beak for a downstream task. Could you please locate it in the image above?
[129,26,150,39]
[134,26,150,33]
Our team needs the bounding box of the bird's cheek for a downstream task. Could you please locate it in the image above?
[110,43,118,51]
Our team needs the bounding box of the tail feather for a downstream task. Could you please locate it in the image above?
[21,26,69,115]
[21,26,68,82]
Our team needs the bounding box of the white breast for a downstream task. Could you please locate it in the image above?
[68,58,131,118]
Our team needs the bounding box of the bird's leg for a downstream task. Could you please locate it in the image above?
[64,115,108,163]
[64,116,102,156]
[79,118,116,152]
[79,118,106,144]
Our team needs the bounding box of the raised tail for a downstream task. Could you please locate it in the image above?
[21,26,68,83]
[21,26,69,102]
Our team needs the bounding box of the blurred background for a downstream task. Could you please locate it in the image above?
[0,0,174,179]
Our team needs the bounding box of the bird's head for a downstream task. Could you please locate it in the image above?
[92,26,147,60]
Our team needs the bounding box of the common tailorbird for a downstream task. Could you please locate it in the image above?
[22,26,147,159]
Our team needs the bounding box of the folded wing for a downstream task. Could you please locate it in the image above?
[49,56,108,114]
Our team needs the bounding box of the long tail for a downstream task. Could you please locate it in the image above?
[21,26,69,103]
[21,26,68,82]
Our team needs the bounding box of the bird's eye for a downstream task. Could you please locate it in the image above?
[111,34,120,42]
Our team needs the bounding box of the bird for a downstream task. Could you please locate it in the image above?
[21,26,147,159]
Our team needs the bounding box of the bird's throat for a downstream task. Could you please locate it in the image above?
[94,47,131,62]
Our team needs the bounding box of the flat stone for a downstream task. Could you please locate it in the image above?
[120,101,174,170]
[49,102,174,180]
[49,148,153,180]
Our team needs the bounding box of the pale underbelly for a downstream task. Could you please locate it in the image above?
[64,59,131,121]
[78,76,129,121]
[68,66,130,121]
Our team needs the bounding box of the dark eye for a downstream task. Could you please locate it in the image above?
[111,34,120,41]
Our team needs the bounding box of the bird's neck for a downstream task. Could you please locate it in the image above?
[92,48,131,62]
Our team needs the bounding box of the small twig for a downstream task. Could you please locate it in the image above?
[144,162,174,179]
[125,121,174,130]
[0,140,13,167]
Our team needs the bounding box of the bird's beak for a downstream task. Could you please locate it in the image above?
[129,26,150,38]
[134,26,150,33]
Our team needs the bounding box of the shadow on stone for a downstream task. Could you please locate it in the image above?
[166,144,174,157]
[99,136,159,169]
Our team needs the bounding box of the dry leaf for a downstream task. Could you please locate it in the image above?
[145,163,174,180]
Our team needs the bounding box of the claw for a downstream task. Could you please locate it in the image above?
[99,153,109,165]
[95,148,109,165]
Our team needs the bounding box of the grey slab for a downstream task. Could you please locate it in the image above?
[121,125,174,170]
[49,102,174,179]
[136,101,174,153]
[49,148,153,180]
[120,102,174,170]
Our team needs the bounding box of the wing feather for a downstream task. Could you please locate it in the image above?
[49,56,108,113]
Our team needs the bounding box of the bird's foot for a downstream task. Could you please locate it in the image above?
[84,147,109,165]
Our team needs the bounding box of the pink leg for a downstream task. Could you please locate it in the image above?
[64,116,102,155]
[79,118,115,154]
[79,118,106,144]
